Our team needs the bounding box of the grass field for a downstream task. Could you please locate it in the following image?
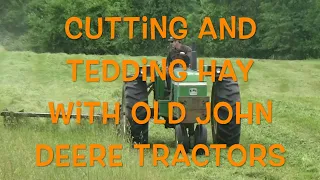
[0,50,320,180]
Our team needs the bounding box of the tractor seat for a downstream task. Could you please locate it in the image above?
[164,89,171,99]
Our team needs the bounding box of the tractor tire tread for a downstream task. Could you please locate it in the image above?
[212,77,241,146]
[123,77,149,144]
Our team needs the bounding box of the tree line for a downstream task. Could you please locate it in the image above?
[1,0,319,60]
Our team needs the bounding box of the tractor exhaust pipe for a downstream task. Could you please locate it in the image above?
[191,42,197,71]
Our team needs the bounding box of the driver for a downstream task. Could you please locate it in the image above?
[166,37,192,90]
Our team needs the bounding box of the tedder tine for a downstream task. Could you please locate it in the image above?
[0,109,104,126]
[0,111,101,119]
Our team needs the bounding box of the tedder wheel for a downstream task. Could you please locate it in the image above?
[194,124,207,155]
[175,124,190,153]
[211,77,241,146]
[118,76,149,145]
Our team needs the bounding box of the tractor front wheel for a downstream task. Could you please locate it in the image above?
[175,124,190,153]
[195,124,207,145]
[194,124,207,155]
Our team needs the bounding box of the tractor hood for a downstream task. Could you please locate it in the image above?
[172,67,204,83]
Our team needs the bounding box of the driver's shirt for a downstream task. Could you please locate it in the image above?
[167,44,192,68]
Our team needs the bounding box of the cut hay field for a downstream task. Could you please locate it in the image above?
[0,51,320,180]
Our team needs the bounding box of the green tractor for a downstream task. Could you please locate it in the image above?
[117,44,241,152]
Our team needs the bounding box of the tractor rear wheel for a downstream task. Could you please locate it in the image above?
[211,77,241,146]
[120,77,149,145]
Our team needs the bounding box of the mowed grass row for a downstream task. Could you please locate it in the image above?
[0,50,319,180]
